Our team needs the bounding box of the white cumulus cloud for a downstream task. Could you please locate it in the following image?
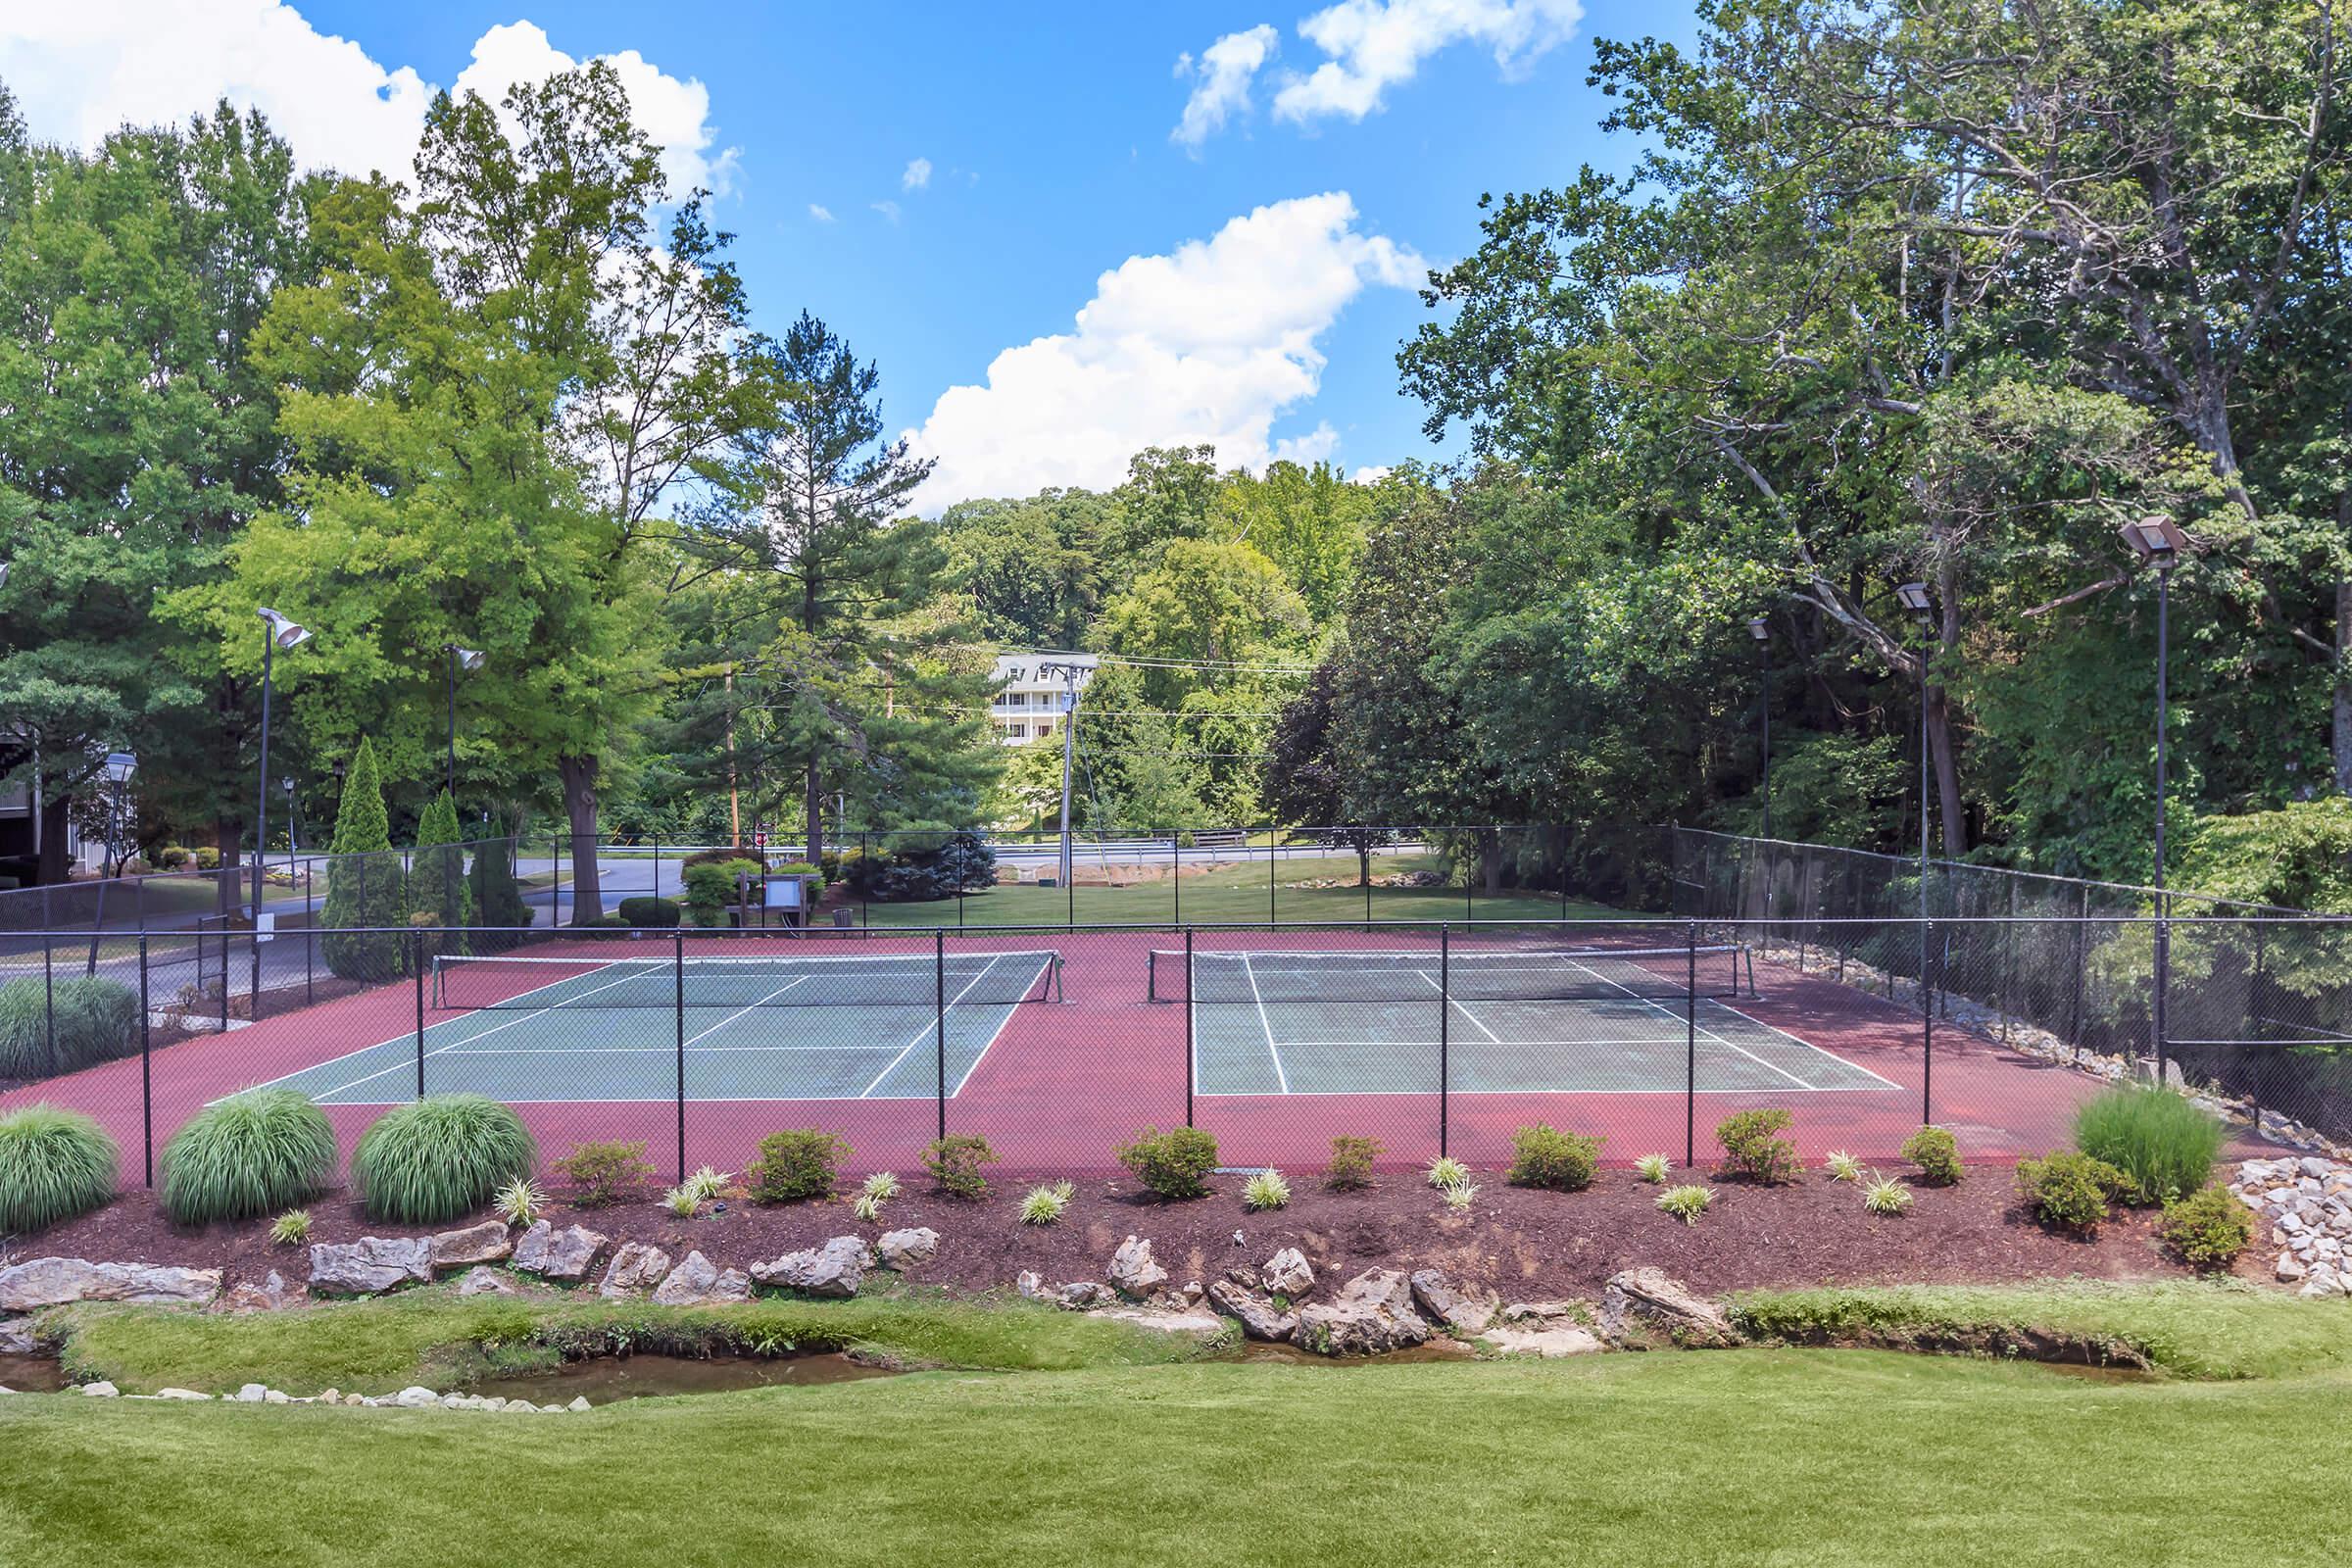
[0,4,737,195]
[902,156,932,190]
[808,203,835,222]
[1171,24,1279,149]
[904,192,1422,512]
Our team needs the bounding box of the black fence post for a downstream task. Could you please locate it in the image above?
[674,929,687,1181]
[1267,827,1277,926]
[1685,920,1697,1168]
[1921,915,1935,1126]
[139,935,153,1189]
[414,930,427,1100]
[1438,922,1450,1157]
[861,830,870,929]
[934,929,948,1142]
[1172,831,1182,926]
[1184,926,1196,1129]
[220,931,230,1035]
[42,931,55,1063]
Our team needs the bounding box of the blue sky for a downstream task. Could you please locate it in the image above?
[2,1,1697,508]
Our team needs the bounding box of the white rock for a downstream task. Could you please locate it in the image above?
[429,1221,514,1271]
[393,1386,438,1408]
[456,1266,519,1298]
[2277,1252,2308,1282]
[511,1221,609,1282]
[749,1236,870,1298]
[597,1243,673,1299]
[650,1251,752,1306]
[153,1388,209,1400]
[264,1390,290,1404]
[1483,1324,1604,1357]
[566,1396,592,1412]
[1108,1235,1170,1298]
[310,1238,433,1296]
[876,1228,940,1270]
[234,1384,268,1402]
[0,1258,221,1312]
[78,1381,119,1397]
[1262,1248,1314,1298]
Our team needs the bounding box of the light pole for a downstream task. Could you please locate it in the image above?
[282,775,297,853]
[2121,515,2187,1082]
[102,753,136,876]
[254,610,311,932]
[1895,580,1936,1123]
[443,645,483,805]
[1747,617,1772,842]
[1038,661,1089,893]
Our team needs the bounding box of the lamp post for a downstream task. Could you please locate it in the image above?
[254,610,311,932]
[102,753,136,877]
[1895,580,1936,1123]
[443,645,483,806]
[2120,515,2187,1083]
[282,775,297,853]
[1747,617,1773,842]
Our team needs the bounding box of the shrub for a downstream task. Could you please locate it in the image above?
[682,859,760,927]
[1442,1180,1479,1213]
[1324,1135,1381,1191]
[860,1170,902,1203]
[493,1176,546,1229]
[615,896,682,929]
[2160,1183,2255,1271]
[680,845,768,871]
[2071,1085,2228,1204]
[1823,1151,1862,1183]
[1657,1184,1714,1225]
[157,845,192,869]
[467,834,531,952]
[1635,1152,1672,1184]
[1244,1168,1292,1210]
[840,830,997,903]
[1020,1180,1075,1225]
[746,1129,847,1202]
[2015,1151,2134,1234]
[353,1095,536,1225]
[193,846,221,870]
[1115,1126,1219,1200]
[319,737,408,982]
[1900,1126,1964,1187]
[922,1134,999,1199]
[1861,1174,1913,1215]
[1715,1107,1799,1184]
[550,1140,656,1206]
[161,1090,335,1225]
[0,1104,118,1233]
[0,974,141,1079]
[270,1208,312,1247]
[1507,1123,1602,1192]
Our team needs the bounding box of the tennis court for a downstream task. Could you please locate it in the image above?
[245,948,1060,1105]
[1169,944,1901,1098]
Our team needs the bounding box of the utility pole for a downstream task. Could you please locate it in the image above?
[1038,661,1088,888]
[724,663,740,847]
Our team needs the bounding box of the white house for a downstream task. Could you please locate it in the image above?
[988,653,1097,746]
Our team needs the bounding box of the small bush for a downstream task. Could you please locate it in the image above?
[550,1140,656,1206]
[661,1182,702,1219]
[922,1134,999,1199]
[353,1095,536,1225]
[2016,1151,2134,1234]
[684,1165,732,1203]
[1900,1126,1963,1187]
[1861,1174,1913,1215]
[1020,1180,1075,1225]
[1324,1135,1381,1191]
[860,1170,902,1203]
[614,896,682,929]
[1115,1126,1219,1200]
[1426,1155,1471,1192]
[1715,1107,1799,1184]
[193,846,221,870]
[157,845,192,869]
[2160,1183,2255,1271]
[1657,1184,1714,1225]
[162,1090,336,1225]
[1824,1151,1863,1183]
[2071,1085,2228,1204]
[1442,1180,1479,1213]
[493,1176,546,1229]
[0,975,141,1079]
[269,1208,312,1247]
[852,1191,885,1222]
[1507,1123,1602,1192]
[1635,1152,1672,1184]
[0,1103,118,1233]
[682,859,761,927]
[746,1129,847,1203]
[1244,1168,1292,1210]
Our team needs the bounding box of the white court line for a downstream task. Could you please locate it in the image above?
[945,953,1055,1098]
[1241,952,1291,1095]
[858,953,1006,1098]
[1416,969,1501,1043]
[1692,995,1903,1091]
[678,976,809,1052]
[1554,956,1821,1091]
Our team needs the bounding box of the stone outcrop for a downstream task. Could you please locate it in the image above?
[1262,1248,1314,1298]
[1484,1323,1603,1357]
[310,1238,432,1296]
[429,1221,514,1270]
[598,1243,673,1298]
[651,1251,752,1306]
[511,1222,608,1282]
[1108,1236,1169,1298]
[750,1236,871,1298]
[1408,1269,1498,1336]
[455,1266,519,1298]
[1292,1268,1430,1355]
[0,1258,221,1312]
[1597,1267,1740,1348]
[219,1271,307,1313]
[1207,1278,1298,1341]
[876,1228,940,1271]
[2233,1156,2352,1298]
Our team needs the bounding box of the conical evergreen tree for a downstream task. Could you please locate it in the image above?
[413,790,472,955]
[319,737,408,982]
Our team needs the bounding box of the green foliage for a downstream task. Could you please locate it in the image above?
[411,791,472,950]
[352,1096,536,1225]
[2071,1087,2227,1205]
[467,835,531,951]
[318,738,406,982]
[1715,1108,1799,1184]
[1324,1135,1382,1191]
[2015,1152,2134,1234]
[1114,1126,1219,1200]
[1425,1155,1471,1192]
[0,974,140,1079]
[270,1208,312,1247]
[2175,798,2352,914]
[1656,1184,1713,1225]
[493,1177,547,1230]
[1899,1127,1964,1188]
[615,896,682,928]
[1506,1124,1602,1192]
[1635,1152,1672,1184]
[2159,1185,2255,1271]
[550,1140,656,1206]
[1860,1176,1914,1216]
[921,1134,998,1199]
[161,1091,336,1226]
[681,859,760,926]
[1019,1180,1076,1225]
[1824,1151,1863,1183]
[1243,1168,1292,1211]
[1441,1179,1479,1213]
[745,1130,847,1203]
[840,833,997,903]
[0,1104,117,1233]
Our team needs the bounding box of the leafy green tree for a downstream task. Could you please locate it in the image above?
[1212,460,1375,623]
[412,790,472,951]
[320,737,406,981]
[938,489,1112,647]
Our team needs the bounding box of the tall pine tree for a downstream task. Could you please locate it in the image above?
[319,736,406,982]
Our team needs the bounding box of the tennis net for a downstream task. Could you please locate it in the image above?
[433,949,1060,1010]
[1150,944,1749,1004]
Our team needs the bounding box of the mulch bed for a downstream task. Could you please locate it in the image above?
[21,1163,2224,1306]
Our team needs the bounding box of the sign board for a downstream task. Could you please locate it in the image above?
[763,877,805,910]
[255,910,276,945]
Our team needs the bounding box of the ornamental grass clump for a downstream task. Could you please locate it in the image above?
[493,1176,547,1229]
[269,1208,313,1247]
[161,1090,335,1226]
[353,1094,535,1225]
[1860,1174,1913,1215]
[2071,1086,2227,1205]
[0,1103,118,1234]
[1824,1151,1864,1183]
[0,976,140,1079]
[1442,1180,1479,1213]
[1019,1181,1075,1225]
[1657,1184,1714,1225]
[1244,1168,1292,1211]
[1426,1155,1471,1193]
[1635,1153,1672,1184]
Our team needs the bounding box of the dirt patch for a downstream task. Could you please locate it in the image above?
[19,1163,2206,1306]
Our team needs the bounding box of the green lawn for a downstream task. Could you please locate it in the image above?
[6,1348,2346,1566]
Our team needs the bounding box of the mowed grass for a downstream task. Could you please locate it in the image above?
[6,1350,2350,1567]
[861,852,1621,928]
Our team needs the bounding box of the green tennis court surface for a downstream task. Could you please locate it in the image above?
[246,950,1057,1105]
[1179,947,1900,1097]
